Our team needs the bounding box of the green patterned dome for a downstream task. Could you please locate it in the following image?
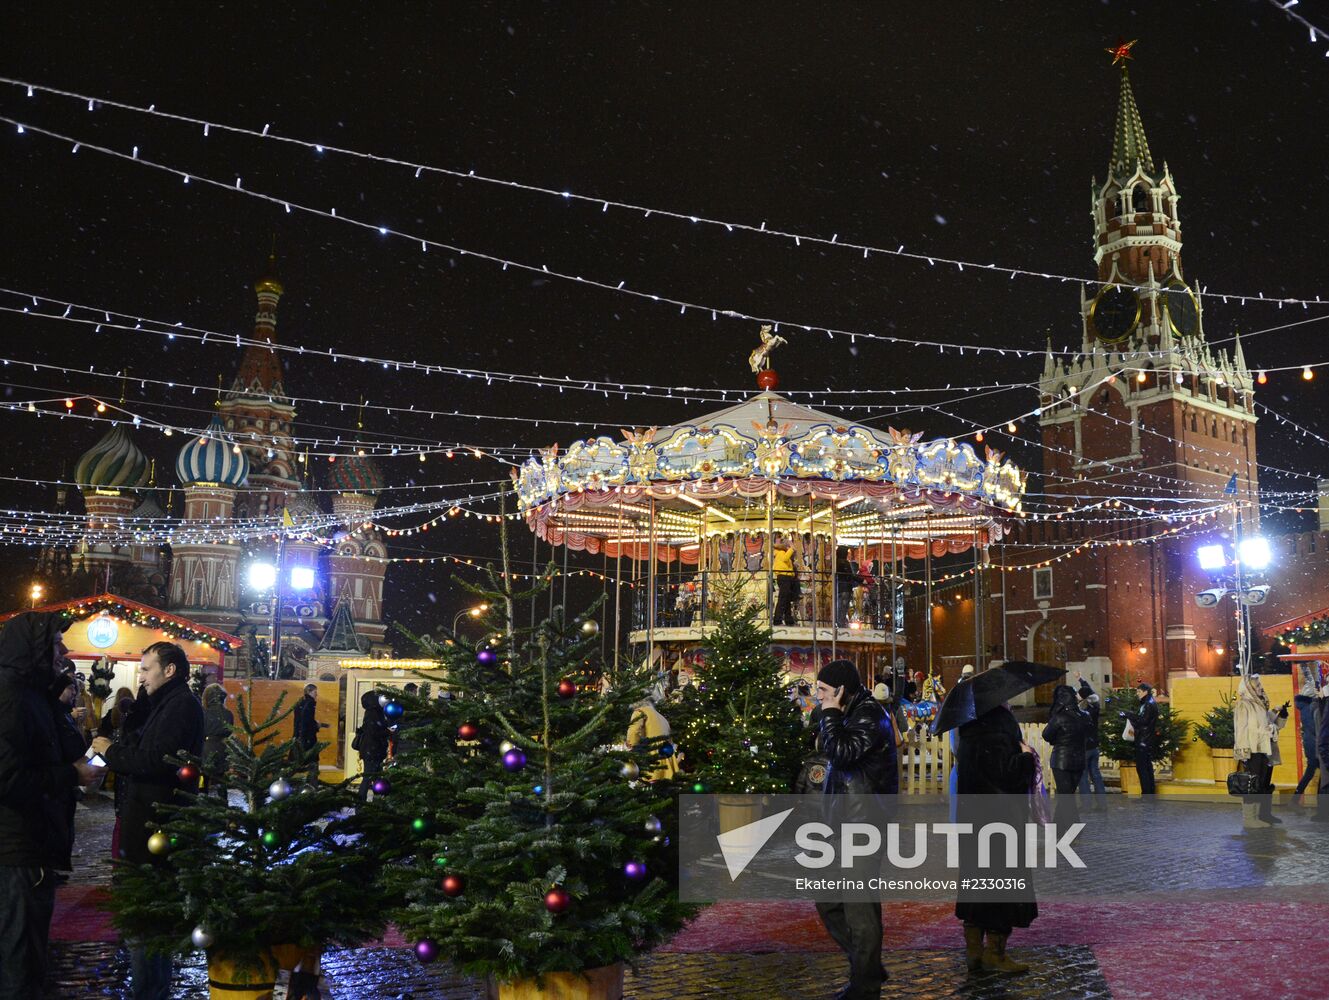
[326,453,383,495]
[74,425,150,492]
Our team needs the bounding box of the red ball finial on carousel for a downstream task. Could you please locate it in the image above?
[748,323,787,391]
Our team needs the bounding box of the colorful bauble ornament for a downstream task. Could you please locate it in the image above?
[556,679,577,698]
[146,830,170,855]
[533,785,544,795]
[580,619,600,636]
[502,749,527,771]
[476,648,498,666]
[624,860,647,880]
[544,888,571,913]
[377,693,391,708]
[433,855,449,868]
[412,817,428,834]
[457,722,479,740]
[441,874,464,897]
[268,778,292,800]
[619,761,640,780]
[371,777,391,795]
[690,781,706,794]
[658,743,674,758]
[190,925,214,950]
[644,815,663,834]
[261,830,280,848]
[413,938,439,964]
[499,740,515,754]
[176,764,198,784]
[384,701,404,719]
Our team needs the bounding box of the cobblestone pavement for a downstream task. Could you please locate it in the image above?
[48,941,1110,999]
[48,790,1314,998]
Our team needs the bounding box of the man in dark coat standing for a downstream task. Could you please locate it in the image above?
[814,658,897,1000]
[0,612,105,1000]
[1120,681,1159,795]
[90,641,203,1000]
[291,684,327,785]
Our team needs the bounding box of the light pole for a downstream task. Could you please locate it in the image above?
[452,604,489,635]
[1196,535,1272,675]
[29,583,43,608]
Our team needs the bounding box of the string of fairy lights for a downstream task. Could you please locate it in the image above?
[7,112,1329,373]
[5,74,1329,315]
[5,64,1329,601]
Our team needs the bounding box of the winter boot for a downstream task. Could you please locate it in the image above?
[980,932,1029,974]
[1242,802,1271,829]
[1258,795,1282,825]
[963,924,985,972]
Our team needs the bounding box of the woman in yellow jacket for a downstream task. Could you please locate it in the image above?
[626,687,680,781]
[771,537,798,626]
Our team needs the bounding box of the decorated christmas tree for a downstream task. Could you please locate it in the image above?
[109,690,384,992]
[372,525,696,984]
[671,578,805,794]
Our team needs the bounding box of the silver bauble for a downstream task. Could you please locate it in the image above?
[191,925,214,949]
[620,761,640,780]
[378,693,391,708]
[499,740,516,754]
[644,814,663,834]
[268,778,293,801]
[581,619,600,636]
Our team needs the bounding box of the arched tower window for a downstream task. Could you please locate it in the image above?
[1131,185,1150,213]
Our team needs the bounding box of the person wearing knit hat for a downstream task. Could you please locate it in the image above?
[960,664,975,679]
[813,658,897,998]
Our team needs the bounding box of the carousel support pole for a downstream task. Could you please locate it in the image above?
[1000,542,1008,661]
[561,526,570,621]
[973,528,983,670]
[766,482,776,626]
[810,495,818,660]
[530,507,539,638]
[647,496,657,664]
[830,499,839,659]
[613,494,623,675]
[599,544,608,661]
[924,515,934,679]
[889,525,899,680]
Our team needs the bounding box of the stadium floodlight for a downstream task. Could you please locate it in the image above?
[1196,545,1227,571]
[248,562,277,590]
[1238,537,1272,571]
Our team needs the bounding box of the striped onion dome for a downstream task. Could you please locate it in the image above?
[175,415,250,487]
[130,492,166,520]
[74,425,150,492]
[326,453,384,495]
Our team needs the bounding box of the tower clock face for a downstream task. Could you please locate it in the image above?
[1163,281,1200,338]
[1090,284,1140,345]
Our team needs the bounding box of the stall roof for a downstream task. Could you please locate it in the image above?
[0,592,241,650]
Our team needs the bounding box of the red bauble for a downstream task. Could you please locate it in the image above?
[457,722,479,741]
[176,765,198,783]
[755,369,779,390]
[556,679,577,699]
[441,875,464,897]
[544,888,571,914]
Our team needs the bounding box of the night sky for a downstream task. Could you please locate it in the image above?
[2,2,1326,636]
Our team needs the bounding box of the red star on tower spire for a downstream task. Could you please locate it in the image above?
[1106,38,1138,67]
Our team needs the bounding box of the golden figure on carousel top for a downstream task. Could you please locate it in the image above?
[748,324,787,374]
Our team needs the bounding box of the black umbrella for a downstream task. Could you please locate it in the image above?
[929,661,1065,735]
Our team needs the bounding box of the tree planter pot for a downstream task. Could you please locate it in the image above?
[488,963,625,1000]
[717,795,763,848]
[206,945,320,1000]
[1211,747,1237,783]
[1118,762,1140,796]
[207,951,278,1000]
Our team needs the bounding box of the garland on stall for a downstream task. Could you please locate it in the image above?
[55,595,238,652]
[1281,616,1329,648]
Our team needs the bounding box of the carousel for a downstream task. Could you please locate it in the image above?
[514,330,1027,691]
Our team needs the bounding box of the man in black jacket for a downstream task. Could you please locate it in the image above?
[90,641,203,1000]
[1120,681,1159,795]
[0,612,105,1000]
[814,659,898,1000]
[291,684,327,785]
[1076,675,1106,807]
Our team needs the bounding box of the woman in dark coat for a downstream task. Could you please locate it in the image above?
[954,703,1037,974]
[50,671,89,874]
[355,690,390,801]
[1041,684,1089,825]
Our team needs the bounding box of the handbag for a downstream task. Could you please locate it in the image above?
[1226,770,1263,796]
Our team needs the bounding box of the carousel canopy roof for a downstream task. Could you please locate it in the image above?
[515,388,1027,562]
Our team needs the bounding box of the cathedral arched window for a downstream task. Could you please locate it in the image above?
[1131,185,1150,214]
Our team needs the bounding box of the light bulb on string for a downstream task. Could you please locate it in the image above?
[1304,367,1315,381]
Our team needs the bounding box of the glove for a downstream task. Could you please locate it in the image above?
[1117,711,1127,719]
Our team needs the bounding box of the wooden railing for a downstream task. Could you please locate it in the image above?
[897,722,1122,793]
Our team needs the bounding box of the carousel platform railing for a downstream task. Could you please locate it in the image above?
[896,721,1055,795]
[631,568,897,633]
